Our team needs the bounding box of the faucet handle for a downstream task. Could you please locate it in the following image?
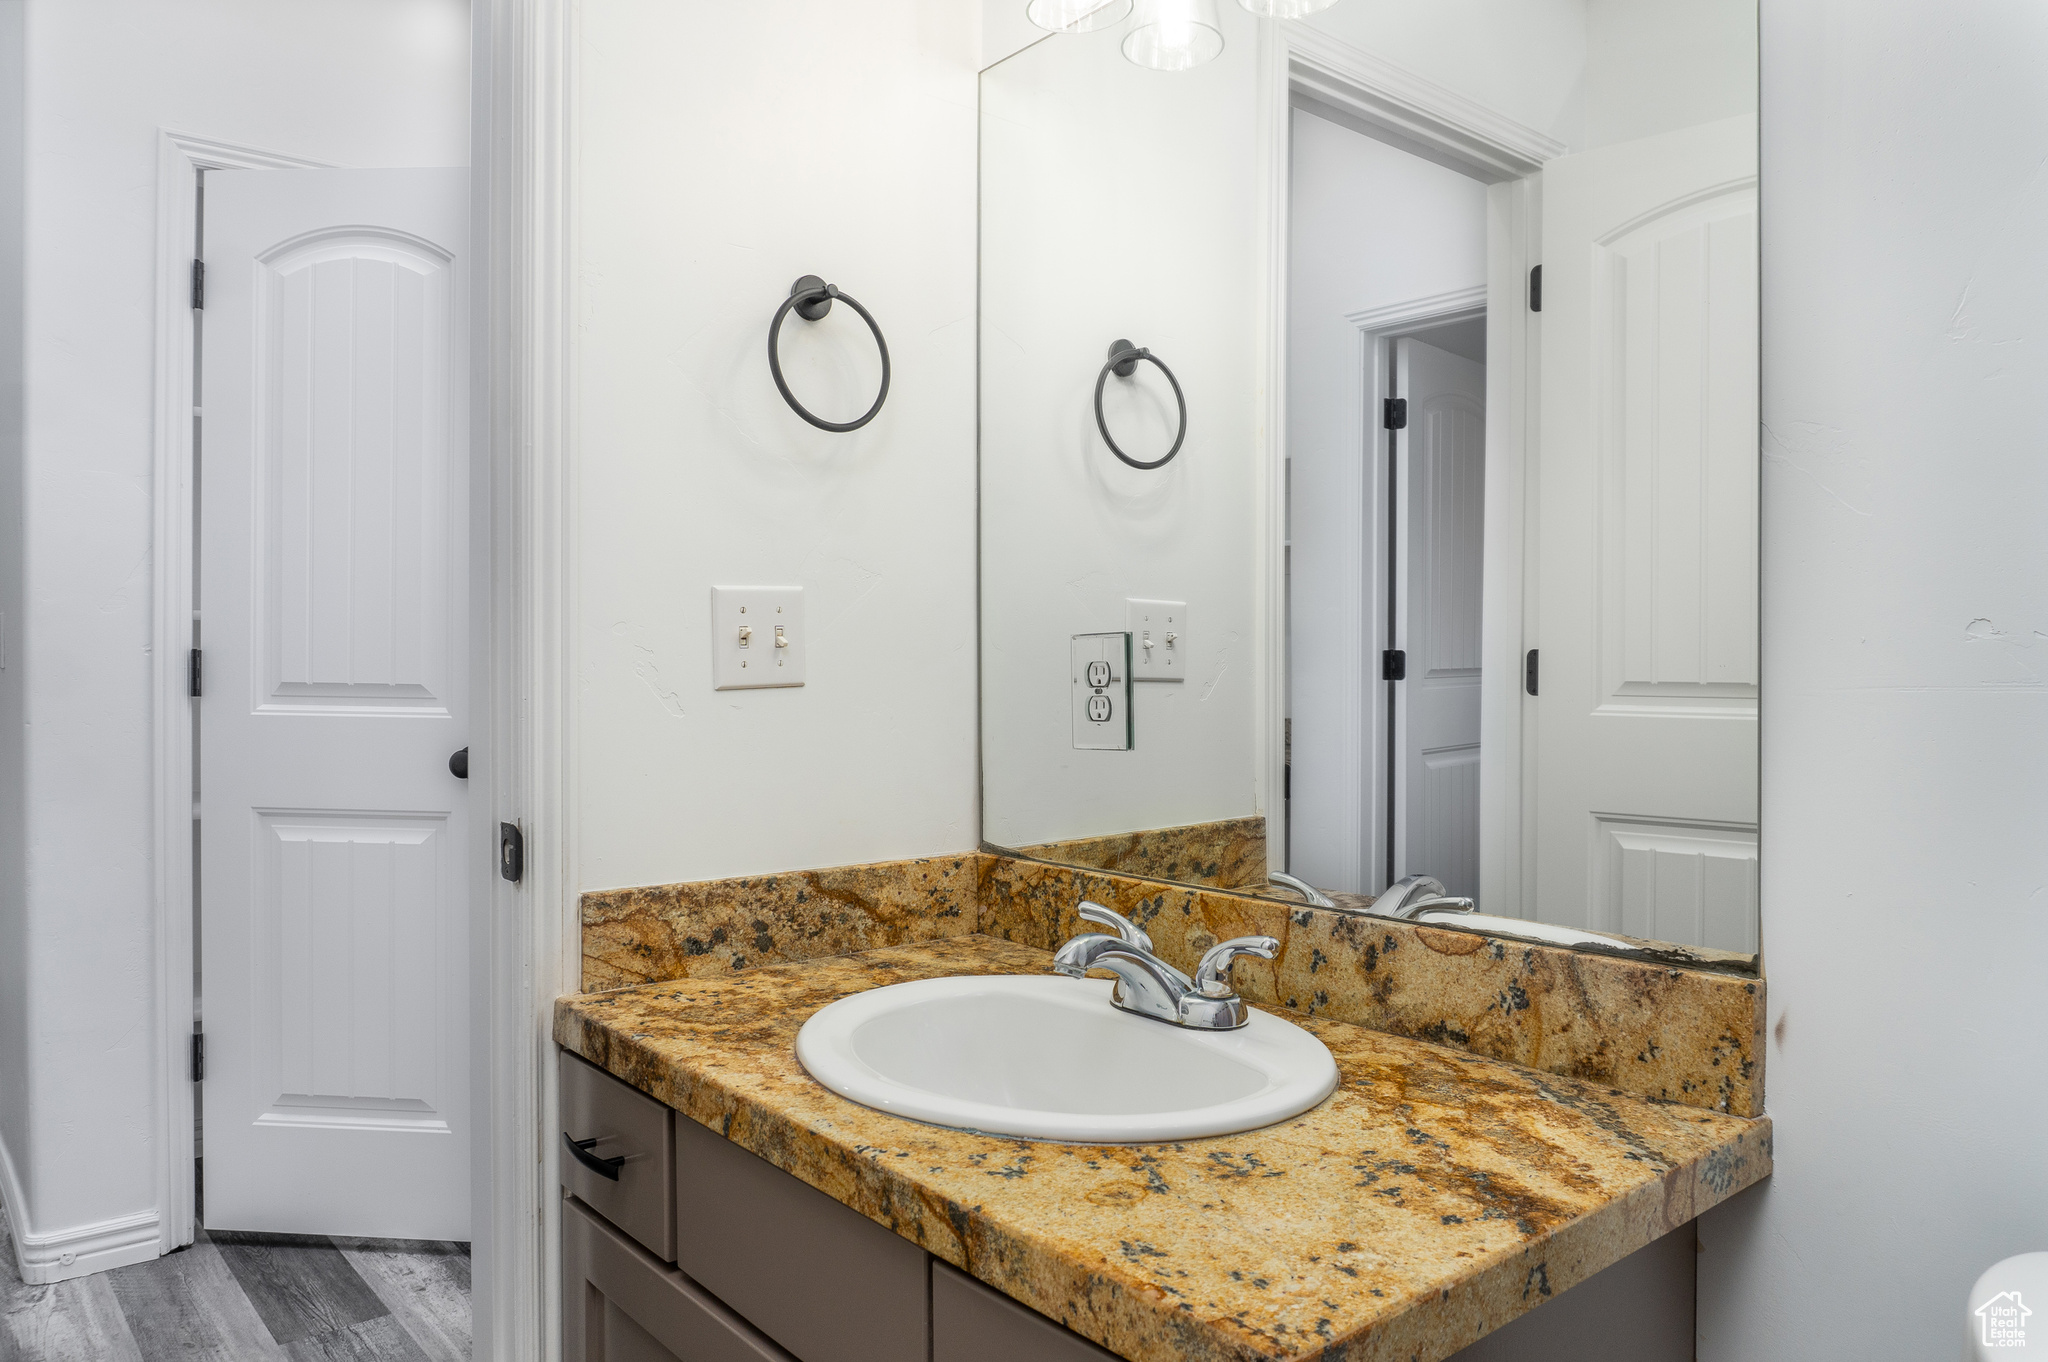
[1077,900,1152,954]
[1194,935,1280,998]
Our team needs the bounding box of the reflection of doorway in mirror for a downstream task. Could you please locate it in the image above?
[1285,105,1489,903]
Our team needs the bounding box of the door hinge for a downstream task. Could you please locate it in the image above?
[1382,648,1407,682]
[1525,648,1539,696]
[1382,397,1407,430]
[499,822,525,883]
[1528,264,1542,313]
[190,1033,205,1083]
[188,648,202,698]
[191,259,205,310]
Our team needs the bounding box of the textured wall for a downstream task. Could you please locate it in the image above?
[574,0,981,893]
[1697,3,2048,1357]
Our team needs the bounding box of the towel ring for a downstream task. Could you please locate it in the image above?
[769,275,892,432]
[1094,339,1186,470]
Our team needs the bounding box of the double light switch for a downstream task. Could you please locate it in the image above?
[1127,599,1187,682]
[711,587,806,690]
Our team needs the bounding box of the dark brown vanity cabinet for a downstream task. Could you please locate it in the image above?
[562,1050,1089,1362]
[933,1262,1119,1362]
[563,1196,796,1362]
[671,1113,929,1362]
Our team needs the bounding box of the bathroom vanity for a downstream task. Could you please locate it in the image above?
[556,934,1768,1362]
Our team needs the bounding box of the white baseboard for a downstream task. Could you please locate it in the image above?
[0,1127,163,1284]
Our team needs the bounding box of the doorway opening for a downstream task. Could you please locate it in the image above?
[1283,100,1492,902]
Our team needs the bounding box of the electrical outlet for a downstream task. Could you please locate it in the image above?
[1127,599,1187,682]
[711,587,806,690]
[1072,633,1132,751]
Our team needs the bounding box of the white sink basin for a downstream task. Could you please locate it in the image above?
[794,974,1338,1143]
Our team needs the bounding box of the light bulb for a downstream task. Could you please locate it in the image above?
[1123,0,1225,70]
[1235,0,1339,16]
[1025,0,1134,32]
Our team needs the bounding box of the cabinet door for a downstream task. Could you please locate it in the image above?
[563,1195,795,1362]
[675,1115,930,1362]
[933,1262,1119,1362]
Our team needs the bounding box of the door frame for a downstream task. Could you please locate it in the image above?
[470,3,581,1360]
[1258,21,1554,914]
[150,130,335,1261]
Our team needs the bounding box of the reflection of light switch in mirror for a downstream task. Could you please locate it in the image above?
[1127,600,1187,682]
[711,586,806,690]
[1072,632,1132,750]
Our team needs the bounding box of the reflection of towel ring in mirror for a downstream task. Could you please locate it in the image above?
[1094,338,1187,470]
[768,275,892,432]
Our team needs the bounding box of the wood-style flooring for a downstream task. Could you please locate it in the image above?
[0,1203,469,1362]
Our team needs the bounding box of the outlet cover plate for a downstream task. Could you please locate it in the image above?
[1072,632,1133,750]
[1127,599,1187,682]
[711,586,806,690]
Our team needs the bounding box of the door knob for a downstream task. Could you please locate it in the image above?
[449,747,469,779]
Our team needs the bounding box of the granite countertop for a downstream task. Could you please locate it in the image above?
[555,936,1771,1362]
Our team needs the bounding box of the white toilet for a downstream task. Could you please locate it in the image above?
[1968,1253,2048,1358]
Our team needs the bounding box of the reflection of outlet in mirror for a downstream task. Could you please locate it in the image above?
[711,586,806,690]
[1127,599,1187,681]
[1071,632,1132,751]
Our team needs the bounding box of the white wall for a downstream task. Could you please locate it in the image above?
[8,0,467,1278]
[573,0,980,892]
[981,0,1045,70]
[1697,2,2048,1357]
[1286,108,1487,894]
[0,0,27,1250]
[1300,0,1755,158]
[1582,0,1756,152]
[978,7,1264,850]
[1300,0,1588,149]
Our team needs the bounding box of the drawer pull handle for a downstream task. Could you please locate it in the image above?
[564,1131,625,1181]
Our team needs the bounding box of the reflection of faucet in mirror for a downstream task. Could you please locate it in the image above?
[1369,874,1476,920]
[1267,872,1335,908]
[1052,901,1278,1030]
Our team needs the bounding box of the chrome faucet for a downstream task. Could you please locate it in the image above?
[1267,871,1335,908]
[1051,901,1279,1030]
[1369,874,1476,920]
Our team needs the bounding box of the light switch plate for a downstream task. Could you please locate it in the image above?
[1127,599,1188,682]
[1072,632,1132,750]
[711,587,806,690]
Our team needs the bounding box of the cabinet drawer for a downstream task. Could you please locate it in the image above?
[675,1114,929,1362]
[564,1195,795,1362]
[933,1262,1118,1362]
[560,1051,677,1262]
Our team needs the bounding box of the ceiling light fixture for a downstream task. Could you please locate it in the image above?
[1025,0,1134,32]
[1123,0,1224,70]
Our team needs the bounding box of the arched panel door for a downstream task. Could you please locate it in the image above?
[1533,116,1760,952]
[198,169,471,1239]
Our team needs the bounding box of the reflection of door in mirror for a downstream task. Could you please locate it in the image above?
[1534,115,1759,954]
[1286,107,1490,903]
[1394,338,1486,901]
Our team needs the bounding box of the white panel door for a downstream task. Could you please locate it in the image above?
[1393,339,1485,899]
[199,169,470,1238]
[1533,115,1758,951]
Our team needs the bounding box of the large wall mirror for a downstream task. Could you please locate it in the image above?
[980,1,1759,968]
